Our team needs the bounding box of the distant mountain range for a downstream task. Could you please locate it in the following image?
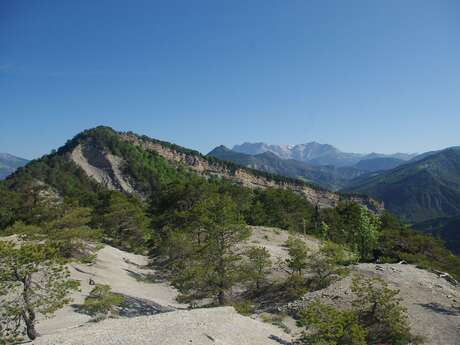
[0,153,28,179]
[208,143,414,190]
[4,135,460,253]
[343,147,460,223]
[207,146,364,190]
[232,142,416,167]
[210,142,460,252]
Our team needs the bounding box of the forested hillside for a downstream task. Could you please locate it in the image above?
[344,147,460,222]
[0,127,457,273]
[415,215,460,254]
[1,127,459,344]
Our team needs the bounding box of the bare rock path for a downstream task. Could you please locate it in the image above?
[38,244,184,335]
[33,307,292,345]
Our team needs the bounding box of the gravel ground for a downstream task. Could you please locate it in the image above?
[38,244,184,335]
[32,307,292,345]
[285,263,460,345]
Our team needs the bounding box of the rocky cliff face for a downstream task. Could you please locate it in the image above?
[120,133,383,211]
[69,143,136,195]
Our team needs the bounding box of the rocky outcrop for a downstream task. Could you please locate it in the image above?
[283,263,460,345]
[69,144,136,195]
[120,133,383,211]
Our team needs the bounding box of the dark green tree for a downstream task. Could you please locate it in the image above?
[98,192,150,249]
[244,246,272,291]
[171,193,251,305]
[351,276,415,345]
[286,236,309,275]
[306,241,350,290]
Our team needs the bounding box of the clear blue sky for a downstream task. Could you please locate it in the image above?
[1,0,459,159]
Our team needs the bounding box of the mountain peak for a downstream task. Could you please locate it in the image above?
[208,145,231,155]
[231,141,417,167]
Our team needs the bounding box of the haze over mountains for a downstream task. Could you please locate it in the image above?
[0,153,29,179]
[232,142,416,167]
[208,142,417,191]
[207,146,365,190]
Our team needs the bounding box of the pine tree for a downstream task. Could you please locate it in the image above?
[0,241,79,341]
[244,246,272,290]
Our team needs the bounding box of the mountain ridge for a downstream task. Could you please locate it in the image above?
[343,147,460,223]
[232,142,416,167]
[3,127,382,213]
[119,131,381,210]
[208,145,366,190]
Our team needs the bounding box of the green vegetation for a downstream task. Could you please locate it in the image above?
[0,241,79,341]
[320,202,381,261]
[1,127,458,281]
[95,192,149,251]
[0,126,459,343]
[5,207,102,259]
[282,239,351,298]
[415,214,460,254]
[243,246,272,291]
[306,242,351,290]
[298,276,421,345]
[155,188,251,305]
[248,188,315,233]
[285,236,309,275]
[344,147,460,224]
[299,300,367,345]
[79,284,124,319]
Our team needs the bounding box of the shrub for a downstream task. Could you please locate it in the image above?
[244,246,272,291]
[298,300,367,345]
[285,236,309,275]
[297,276,422,345]
[79,284,124,319]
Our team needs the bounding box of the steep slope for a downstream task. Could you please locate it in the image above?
[232,142,416,167]
[344,147,460,223]
[2,127,381,212]
[120,131,381,210]
[208,145,365,190]
[0,153,29,179]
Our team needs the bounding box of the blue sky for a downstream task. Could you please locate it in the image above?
[1,0,459,159]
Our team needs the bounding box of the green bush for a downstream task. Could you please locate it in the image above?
[298,300,367,345]
[231,300,255,316]
[297,276,422,345]
[79,284,124,319]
